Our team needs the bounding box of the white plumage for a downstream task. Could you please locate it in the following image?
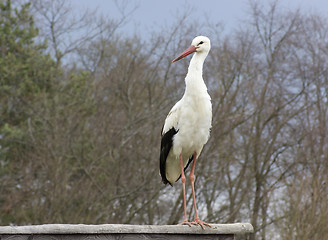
[161,36,212,184]
[159,36,212,229]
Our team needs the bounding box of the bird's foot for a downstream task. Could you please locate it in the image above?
[191,218,212,230]
[178,220,193,227]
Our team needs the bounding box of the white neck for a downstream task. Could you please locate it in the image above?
[184,51,209,95]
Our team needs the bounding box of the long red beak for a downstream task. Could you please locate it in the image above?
[172,45,197,63]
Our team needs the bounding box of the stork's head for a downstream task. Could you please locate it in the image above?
[172,36,211,63]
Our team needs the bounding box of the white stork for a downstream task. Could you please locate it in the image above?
[160,36,212,229]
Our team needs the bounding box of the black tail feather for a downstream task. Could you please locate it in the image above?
[160,127,178,185]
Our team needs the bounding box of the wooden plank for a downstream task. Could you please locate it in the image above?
[0,223,253,239]
[0,223,253,235]
[0,233,235,240]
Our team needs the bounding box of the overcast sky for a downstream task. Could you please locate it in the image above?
[70,0,327,39]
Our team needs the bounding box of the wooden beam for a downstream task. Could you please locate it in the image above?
[0,223,253,239]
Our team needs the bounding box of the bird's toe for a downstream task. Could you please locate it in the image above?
[191,218,212,230]
[178,220,193,227]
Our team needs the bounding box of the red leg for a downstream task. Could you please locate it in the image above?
[189,152,212,229]
[178,153,192,227]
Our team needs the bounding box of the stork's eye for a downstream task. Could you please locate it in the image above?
[197,41,204,46]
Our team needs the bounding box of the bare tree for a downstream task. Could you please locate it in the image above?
[274,13,328,240]
[30,0,136,67]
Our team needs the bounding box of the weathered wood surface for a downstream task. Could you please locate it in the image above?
[0,223,253,240]
[0,233,235,240]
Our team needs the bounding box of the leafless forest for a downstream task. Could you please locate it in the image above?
[0,1,327,239]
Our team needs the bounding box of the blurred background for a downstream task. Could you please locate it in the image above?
[0,0,327,239]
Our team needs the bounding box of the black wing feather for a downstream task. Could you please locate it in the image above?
[160,127,178,185]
